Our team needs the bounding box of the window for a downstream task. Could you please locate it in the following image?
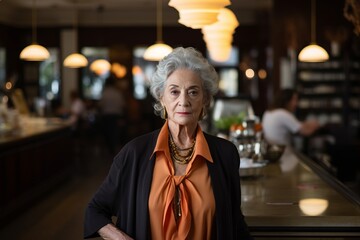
[132,46,157,100]
[39,48,60,101]
[81,47,110,100]
[207,47,240,97]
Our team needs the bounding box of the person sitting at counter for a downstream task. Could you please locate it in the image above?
[262,88,320,146]
[84,47,253,240]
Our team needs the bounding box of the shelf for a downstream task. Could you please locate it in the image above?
[297,60,343,70]
[296,54,360,129]
[297,108,343,113]
[299,93,344,98]
[298,79,345,85]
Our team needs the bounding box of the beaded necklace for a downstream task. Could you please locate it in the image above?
[168,133,196,165]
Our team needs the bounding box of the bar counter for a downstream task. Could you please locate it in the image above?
[241,147,360,239]
[0,117,74,225]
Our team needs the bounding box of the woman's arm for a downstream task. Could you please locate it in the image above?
[98,224,134,240]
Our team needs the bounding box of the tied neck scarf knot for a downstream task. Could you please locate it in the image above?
[163,175,191,239]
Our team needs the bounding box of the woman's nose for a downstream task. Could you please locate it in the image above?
[178,92,189,106]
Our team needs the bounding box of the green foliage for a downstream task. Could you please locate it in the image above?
[214,112,246,130]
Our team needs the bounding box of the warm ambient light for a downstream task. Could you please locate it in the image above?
[144,0,173,61]
[169,0,231,29]
[298,44,329,62]
[144,42,173,61]
[298,0,329,62]
[202,8,239,62]
[299,198,329,216]
[63,4,88,68]
[63,53,88,68]
[111,63,127,78]
[90,59,111,75]
[20,0,49,61]
[20,44,50,61]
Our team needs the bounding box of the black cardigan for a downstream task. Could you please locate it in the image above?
[84,129,253,239]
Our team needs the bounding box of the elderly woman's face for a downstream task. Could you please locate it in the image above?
[161,68,204,127]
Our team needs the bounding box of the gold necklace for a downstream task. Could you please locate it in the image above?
[169,134,196,165]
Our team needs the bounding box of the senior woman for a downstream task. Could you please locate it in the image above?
[84,47,252,240]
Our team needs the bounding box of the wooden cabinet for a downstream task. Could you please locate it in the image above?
[0,120,74,225]
[296,55,360,128]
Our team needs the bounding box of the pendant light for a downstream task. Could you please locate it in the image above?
[63,2,88,68]
[169,0,230,29]
[298,0,329,62]
[90,59,111,75]
[143,0,173,61]
[89,4,111,74]
[20,0,50,61]
[202,8,238,62]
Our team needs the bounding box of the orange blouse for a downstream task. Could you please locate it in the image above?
[148,123,215,240]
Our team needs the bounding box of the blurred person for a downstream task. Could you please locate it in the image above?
[84,47,253,240]
[55,90,87,134]
[98,74,126,154]
[262,88,320,146]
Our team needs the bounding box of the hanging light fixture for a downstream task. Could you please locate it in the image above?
[64,53,88,68]
[144,0,173,61]
[63,2,88,68]
[169,0,231,29]
[20,0,50,61]
[298,0,329,62]
[202,8,239,62]
[88,4,111,74]
[90,59,111,75]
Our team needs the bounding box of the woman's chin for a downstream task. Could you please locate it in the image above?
[169,117,197,126]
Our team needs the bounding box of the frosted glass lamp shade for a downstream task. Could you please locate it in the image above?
[90,59,111,75]
[169,0,231,29]
[202,8,238,62]
[20,44,50,61]
[298,44,329,62]
[208,45,232,62]
[63,53,88,68]
[202,8,239,33]
[143,42,173,61]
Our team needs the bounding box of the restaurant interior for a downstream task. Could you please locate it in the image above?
[1,0,360,239]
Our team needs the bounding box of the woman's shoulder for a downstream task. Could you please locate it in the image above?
[113,129,160,164]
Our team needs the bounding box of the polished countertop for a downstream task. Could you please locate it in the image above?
[0,117,71,147]
[240,147,360,236]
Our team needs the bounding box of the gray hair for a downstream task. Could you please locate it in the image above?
[150,47,219,117]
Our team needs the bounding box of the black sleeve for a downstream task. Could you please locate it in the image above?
[83,152,124,238]
[229,144,253,240]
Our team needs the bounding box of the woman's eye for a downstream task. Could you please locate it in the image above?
[189,90,198,96]
[170,90,179,95]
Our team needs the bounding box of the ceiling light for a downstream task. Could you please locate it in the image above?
[63,2,88,68]
[202,8,239,62]
[144,0,173,61]
[90,59,111,75]
[19,0,49,61]
[298,0,329,62]
[111,63,127,78]
[64,53,88,68]
[169,0,231,29]
[298,44,329,62]
[20,44,50,61]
